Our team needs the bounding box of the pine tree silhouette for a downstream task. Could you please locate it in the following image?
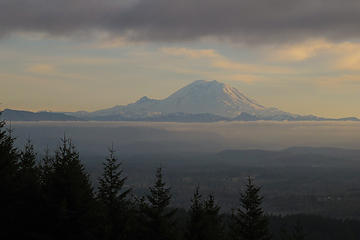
[17,139,42,238]
[98,146,131,240]
[187,185,205,240]
[0,117,20,238]
[291,220,306,240]
[230,177,271,240]
[187,186,224,240]
[203,194,224,240]
[144,167,177,240]
[39,146,54,186]
[280,220,305,240]
[42,136,97,240]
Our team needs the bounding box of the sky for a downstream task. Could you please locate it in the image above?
[1,0,360,118]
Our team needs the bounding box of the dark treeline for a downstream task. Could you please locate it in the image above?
[1,117,360,240]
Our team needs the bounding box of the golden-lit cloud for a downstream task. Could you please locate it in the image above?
[161,41,360,75]
[161,47,218,58]
[23,62,94,83]
[97,36,132,48]
[161,47,293,77]
[266,39,333,62]
[335,53,360,71]
[266,39,360,72]
[26,64,56,75]
[313,75,360,87]
[211,58,292,74]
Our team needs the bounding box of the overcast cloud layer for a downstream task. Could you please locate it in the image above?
[1,0,360,44]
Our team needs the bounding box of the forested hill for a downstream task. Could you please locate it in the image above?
[0,109,80,121]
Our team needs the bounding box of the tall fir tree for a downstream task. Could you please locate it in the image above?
[203,194,224,240]
[17,139,42,238]
[230,177,271,240]
[19,138,38,171]
[144,167,177,240]
[39,146,54,187]
[280,220,306,240]
[128,195,149,240]
[187,185,205,240]
[98,146,131,240]
[0,117,20,238]
[42,136,97,240]
[291,220,306,240]
[187,186,224,240]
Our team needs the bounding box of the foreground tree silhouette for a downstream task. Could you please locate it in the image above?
[98,146,131,240]
[39,146,54,186]
[18,139,40,195]
[230,177,271,240]
[17,139,42,238]
[143,167,177,240]
[0,117,20,238]
[280,220,306,240]
[203,194,224,240]
[187,186,224,240]
[291,221,306,240]
[42,137,97,240]
[187,186,204,240]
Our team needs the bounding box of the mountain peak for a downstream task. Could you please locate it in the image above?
[185,80,226,89]
[158,80,265,117]
[136,96,153,104]
[190,79,223,85]
[84,80,288,118]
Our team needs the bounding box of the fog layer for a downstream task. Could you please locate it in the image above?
[10,121,360,154]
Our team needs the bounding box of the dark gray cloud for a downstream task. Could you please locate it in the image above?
[1,0,360,44]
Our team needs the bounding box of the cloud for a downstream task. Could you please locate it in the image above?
[313,75,360,87]
[1,0,360,44]
[262,39,360,72]
[266,39,333,62]
[161,47,293,75]
[333,43,360,70]
[161,48,218,58]
[211,58,292,74]
[24,62,95,82]
[97,37,130,49]
[26,64,56,74]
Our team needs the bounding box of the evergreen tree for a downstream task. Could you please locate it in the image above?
[0,117,20,238]
[230,177,271,240]
[98,146,131,240]
[280,220,306,240]
[19,138,37,171]
[187,185,205,240]
[144,167,177,240]
[17,139,42,238]
[291,220,306,240]
[187,187,224,240]
[127,195,149,240]
[39,146,54,187]
[203,194,224,240]
[18,139,40,192]
[43,136,97,240]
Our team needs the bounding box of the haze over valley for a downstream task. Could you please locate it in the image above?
[6,120,360,218]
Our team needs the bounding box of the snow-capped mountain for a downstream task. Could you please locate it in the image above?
[75,80,293,119]
[4,80,359,122]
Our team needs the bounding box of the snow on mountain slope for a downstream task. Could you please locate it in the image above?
[78,80,294,118]
[154,80,265,117]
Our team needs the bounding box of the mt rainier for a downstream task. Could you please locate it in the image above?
[3,80,359,121]
[75,80,296,119]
